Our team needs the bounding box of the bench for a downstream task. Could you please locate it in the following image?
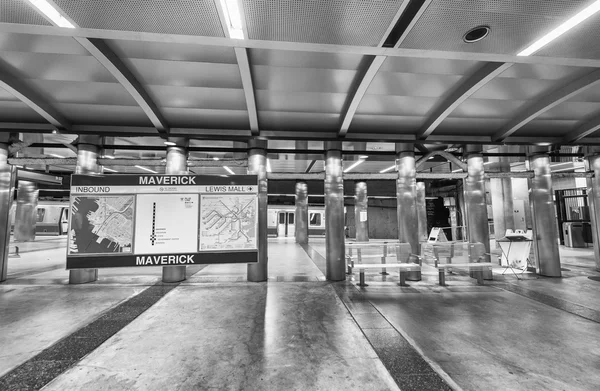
[423,242,493,285]
[346,242,423,287]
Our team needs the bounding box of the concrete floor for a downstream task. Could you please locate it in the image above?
[0,236,599,390]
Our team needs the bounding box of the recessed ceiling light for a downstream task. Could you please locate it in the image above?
[27,0,75,28]
[463,26,490,43]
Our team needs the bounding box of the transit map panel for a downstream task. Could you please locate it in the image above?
[67,174,258,269]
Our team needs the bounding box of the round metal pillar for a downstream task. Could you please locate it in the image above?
[14,180,38,242]
[464,150,492,279]
[586,154,600,272]
[295,181,309,245]
[0,143,16,282]
[355,181,369,242]
[162,138,189,283]
[396,145,420,281]
[489,152,515,241]
[325,142,345,281]
[529,152,561,277]
[416,182,427,243]
[69,143,101,284]
[248,139,268,282]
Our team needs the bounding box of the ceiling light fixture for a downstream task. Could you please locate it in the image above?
[103,167,118,173]
[213,157,220,161]
[266,159,272,173]
[380,165,395,173]
[48,153,64,158]
[103,155,115,159]
[344,160,365,173]
[163,141,176,146]
[518,1,600,56]
[224,166,235,175]
[219,0,244,39]
[463,26,490,43]
[135,165,157,174]
[27,0,75,28]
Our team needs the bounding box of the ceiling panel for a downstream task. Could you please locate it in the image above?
[146,86,247,110]
[0,52,116,82]
[470,78,564,100]
[29,80,139,106]
[258,111,339,132]
[537,9,600,60]
[0,33,89,55]
[0,88,19,101]
[123,58,243,89]
[497,63,593,80]
[249,49,364,70]
[515,119,580,136]
[450,99,525,119]
[162,108,250,129]
[243,0,405,46]
[252,65,357,94]
[1,0,52,26]
[379,57,481,76]
[54,103,152,126]
[400,0,591,54]
[256,91,346,113]
[537,102,600,121]
[54,0,225,37]
[568,83,600,102]
[366,72,463,97]
[0,101,47,122]
[434,117,506,136]
[356,95,438,116]
[108,40,237,64]
[349,115,424,134]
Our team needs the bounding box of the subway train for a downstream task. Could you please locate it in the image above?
[10,200,70,236]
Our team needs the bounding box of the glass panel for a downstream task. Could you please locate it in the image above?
[288,213,294,224]
[279,213,286,224]
[36,208,46,222]
[309,212,321,226]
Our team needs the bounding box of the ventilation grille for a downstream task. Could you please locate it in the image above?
[1,0,52,25]
[243,0,405,46]
[400,0,591,54]
[53,0,225,37]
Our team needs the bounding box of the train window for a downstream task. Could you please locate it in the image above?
[288,213,294,224]
[279,213,286,224]
[36,208,46,222]
[309,212,321,226]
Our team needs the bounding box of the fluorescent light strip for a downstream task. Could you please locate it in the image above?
[266,158,272,173]
[219,0,244,39]
[518,1,600,56]
[27,0,75,28]
[103,155,115,159]
[103,167,118,173]
[379,165,395,173]
[224,166,235,175]
[48,153,64,158]
[343,160,364,173]
[135,165,157,174]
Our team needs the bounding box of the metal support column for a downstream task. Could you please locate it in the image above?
[464,146,492,279]
[416,182,428,243]
[528,148,561,277]
[14,180,38,242]
[248,139,268,282]
[396,143,420,280]
[162,137,189,283]
[489,149,515,240]
[0,142,16,282]
[295,181,309,245]
[586,151,600,272]
[69,136,102,284]
[325,141,345,281]
[355,181,368,242]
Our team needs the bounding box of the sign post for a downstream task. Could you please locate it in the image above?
[67,174,259,269]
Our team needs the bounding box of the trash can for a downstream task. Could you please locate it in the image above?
[563,222,586,248]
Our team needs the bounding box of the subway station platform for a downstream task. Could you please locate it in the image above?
[1,238,599,391]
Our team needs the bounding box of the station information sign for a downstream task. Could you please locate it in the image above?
[66,174,259,269]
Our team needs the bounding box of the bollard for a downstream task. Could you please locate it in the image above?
[358,271,368,287]
[399,271,407,286]
[439,269,446,286]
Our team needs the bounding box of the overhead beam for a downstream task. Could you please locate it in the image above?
[493,69,600,142]
[415,150,467,171]
[75,38,169,137]
[234,48,259,135]
[563,115,600,143]
[3,23,600,69]
[7,157,247,167]
[0,61,71,130]
[418,62,512,139]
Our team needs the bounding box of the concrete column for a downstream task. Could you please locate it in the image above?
[464,146,492,279]
[489,152,515,240]
[416,182,428,243]
[586,152,600,272]
[69,136,102,284]
[0,142,16,282]
[355,181,368,242]
[248,139,268,282]
[324,141,345,281]
[162,137,189,283]
[295,181,309,245]
[528,148,561,277]
[14,181,39,242]
[396,143,420,280]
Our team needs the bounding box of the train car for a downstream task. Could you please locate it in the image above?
[10,200,69,236]
[267,205,326,237]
